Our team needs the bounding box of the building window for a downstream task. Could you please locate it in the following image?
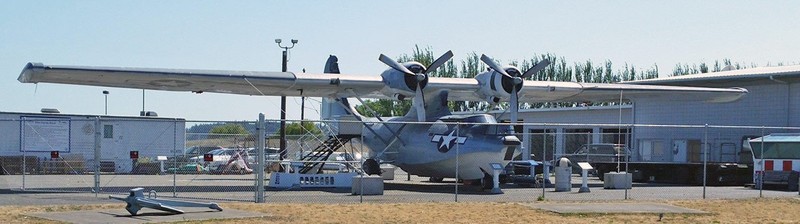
[104,125,113,139]
[564,128,592,154]
[530,129,556,161]
[602,128,630,146]
[639,139,664,161]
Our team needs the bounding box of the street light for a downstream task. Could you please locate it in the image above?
[275,38,298,160]
[102,90,110,115]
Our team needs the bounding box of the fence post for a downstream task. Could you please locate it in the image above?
[256,114,266,203]
[759,126,764,198]
[173,119,178,197]
[21,119,26,191]
[703,124,708,199]
[359,129,364,203]
[625,125,631,200]
[454,121,459,202]
[542,126,547,199]
[94,117,101,196]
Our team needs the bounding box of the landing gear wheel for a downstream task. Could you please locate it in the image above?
[428,177,444,182]
[481,173,493,190]
[362,159,382,176]
[597,169,606,181]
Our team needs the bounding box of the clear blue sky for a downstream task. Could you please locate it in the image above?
[1,1,798,121]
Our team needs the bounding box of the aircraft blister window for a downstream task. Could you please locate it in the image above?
[485,124,513,136]
[428,120,449,135]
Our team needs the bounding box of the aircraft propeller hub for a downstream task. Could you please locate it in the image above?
[513,77,523,85]
[379,50,454,122]
[415,74,426,82]
[505,67,522,77]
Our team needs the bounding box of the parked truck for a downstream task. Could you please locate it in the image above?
[578,144,752,185]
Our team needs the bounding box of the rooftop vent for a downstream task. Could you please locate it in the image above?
[41,108,60,114]
[140,111,158,117]
[721,65,736,71]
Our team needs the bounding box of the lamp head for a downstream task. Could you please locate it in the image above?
[291,39,298,44]
[274,39,282,44]
[102,90,109,95]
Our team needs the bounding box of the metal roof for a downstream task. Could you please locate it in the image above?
[749,133,800,143]
[0,111,185,121]
[623,65,800,87]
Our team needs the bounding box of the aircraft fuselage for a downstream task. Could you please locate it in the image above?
[361,113,521,180]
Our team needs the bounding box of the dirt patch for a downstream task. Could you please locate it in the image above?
[2,198,798,223]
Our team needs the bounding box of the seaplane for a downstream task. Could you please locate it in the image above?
[17,50,747,188]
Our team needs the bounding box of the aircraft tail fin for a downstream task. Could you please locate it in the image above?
[320,55,362,122]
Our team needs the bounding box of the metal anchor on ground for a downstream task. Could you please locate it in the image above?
[109,188,223,216]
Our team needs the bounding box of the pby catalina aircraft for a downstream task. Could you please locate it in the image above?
[18,51,747,186]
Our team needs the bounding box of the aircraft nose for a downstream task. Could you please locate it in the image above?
[502,135,521,146]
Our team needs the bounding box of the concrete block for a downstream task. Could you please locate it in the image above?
[380,164,396,180]
[352,176,384,195]
[603,172,632,189]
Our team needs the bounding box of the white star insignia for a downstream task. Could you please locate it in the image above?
[431,130,467,152]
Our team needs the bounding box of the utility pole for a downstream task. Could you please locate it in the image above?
[275,39,298,160]
[301,68,306,128]
[102,90,109,115]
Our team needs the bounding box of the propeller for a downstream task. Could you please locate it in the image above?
[379,50,453,121]
[480,54,550,127]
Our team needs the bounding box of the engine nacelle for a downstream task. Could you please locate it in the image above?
[380,61,428,97]
[474,66,523,102]
[392,93,407,101]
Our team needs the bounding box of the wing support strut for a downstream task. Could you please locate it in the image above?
[372,124,406,160]
[334,99,392,146]
[347,89,407,146]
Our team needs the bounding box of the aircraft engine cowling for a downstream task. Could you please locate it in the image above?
[474,67,523,102]
[380,61,428,97]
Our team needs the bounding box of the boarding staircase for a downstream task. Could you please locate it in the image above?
[297,135,358,174]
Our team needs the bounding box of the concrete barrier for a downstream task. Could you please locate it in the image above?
[603,172,632,189]
[352,176,384,195]
[380,164,396,180]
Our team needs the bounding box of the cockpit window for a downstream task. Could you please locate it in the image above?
[485,124,513,136]
[463,114,496,124]
[427,120,449,135]
[434,114,502,136]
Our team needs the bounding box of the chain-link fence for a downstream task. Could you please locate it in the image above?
[2,115,799,204]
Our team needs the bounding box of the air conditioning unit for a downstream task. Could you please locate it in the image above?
[331,115,361,136]
[140,111,158,117]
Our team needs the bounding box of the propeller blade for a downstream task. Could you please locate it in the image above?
[379,54,414,75]
[413,84,426,122]
[510,85,519,131]
[480,54,512,79]
[425,50,454,73]
[521,59,551,79]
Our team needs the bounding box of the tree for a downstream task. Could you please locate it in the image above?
[454,52,488,111]
[285,121,321,135]
[358,44,735,115]
[209,123,250,138]
[671,58,761,76]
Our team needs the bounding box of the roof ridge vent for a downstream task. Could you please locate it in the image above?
[721,65,736,71]
[41,108,60,113]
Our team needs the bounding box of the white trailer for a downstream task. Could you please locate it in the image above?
[748,133,800,191]
[0,111,185,173]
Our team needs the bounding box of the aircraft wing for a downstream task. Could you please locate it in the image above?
[19,62,747,103]
[18,63,388,98]
[429,77,747,103]
[520,81,747,103]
